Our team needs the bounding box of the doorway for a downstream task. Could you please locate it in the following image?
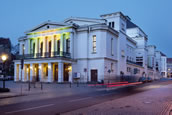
[64,64,71,82]
[54,64,58,81]
[91,69,98,82]
[34,64,39,82]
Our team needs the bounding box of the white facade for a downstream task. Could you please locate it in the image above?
[14,12,167,83]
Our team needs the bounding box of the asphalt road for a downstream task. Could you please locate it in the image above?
[0,81,171,115]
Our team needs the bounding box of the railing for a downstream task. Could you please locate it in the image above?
[127,59,143,66]
[16,51,71,60]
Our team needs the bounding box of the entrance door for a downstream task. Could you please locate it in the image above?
[64,64,69,82]
[91,69,98,82]
[35,64,39,82]
[54,65,58,81]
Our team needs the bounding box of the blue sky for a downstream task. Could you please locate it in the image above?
[0,0,172,56]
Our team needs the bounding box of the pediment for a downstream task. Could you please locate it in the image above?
[25,21,69,33]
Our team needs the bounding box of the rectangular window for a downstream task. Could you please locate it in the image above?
[66,39,70,53]
[57,40,60,53]
[127,67,131,72]
[92,35,96,53]
[22,44,25,55]
[112,22,114,28]
[109,22,111,27]
[111,38,114,56]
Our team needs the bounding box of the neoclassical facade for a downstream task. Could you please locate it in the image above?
[14,12,167,83]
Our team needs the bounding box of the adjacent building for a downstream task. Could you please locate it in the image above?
[14,12,167,83]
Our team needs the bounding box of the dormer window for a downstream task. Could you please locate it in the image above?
[47,25,49,29]
[112,22,114,28]
[109,22,111,27]
[109,22,115,28]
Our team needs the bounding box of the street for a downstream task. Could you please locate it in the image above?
[0,80,172,115]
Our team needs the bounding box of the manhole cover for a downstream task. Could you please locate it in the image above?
[143,101,152,104]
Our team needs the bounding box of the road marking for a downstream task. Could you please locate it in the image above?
[5,104,54,114]
[69,97,92,102]
[100,93,114,97]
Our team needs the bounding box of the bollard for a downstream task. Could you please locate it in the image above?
[28,81,30,91]
[34,82,36,88]
[41,82,43,90]
[3,79,5,89]
[77,81,79,87]
[21,83,23,95]
[70,82,71,88]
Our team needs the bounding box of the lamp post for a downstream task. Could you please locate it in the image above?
[1,54,7,89]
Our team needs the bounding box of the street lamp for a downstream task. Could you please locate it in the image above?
[1,54,8,89]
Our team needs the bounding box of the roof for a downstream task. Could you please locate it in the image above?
[25,20,72,33]
[167,58,172,63]
[0,38,11,45]
[64,17,106,24]
[126,20,138,28]
[160,52,166,56]
[100,12,127,20]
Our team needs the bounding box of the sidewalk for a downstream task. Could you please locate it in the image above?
[0,81,97,106]
[63,83,172,115]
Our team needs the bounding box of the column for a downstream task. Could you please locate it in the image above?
[39,63,43,82]
[63,34,66,53]
[54,35,57,52]
[30,64,33,82]
[58,62,64,82]
[69,64,73,82]
[22,64,26,82]
[43,36,46,57]
[51,35,54,56]
[25,40,28,55]
[60,34,64,56]
[70,32,73,58]
[48,62,53,82]
[46,37,49,53]
[28,39,30,54]
[14,64,17,81]
[18,64,22,81]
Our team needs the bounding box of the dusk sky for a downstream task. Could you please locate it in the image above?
[0,0,172,57]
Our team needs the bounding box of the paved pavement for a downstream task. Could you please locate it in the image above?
[63,81,172,115]
[1,80,172,115]
[0,81,98,106]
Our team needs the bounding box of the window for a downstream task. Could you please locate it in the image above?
[57,40,60,52]
[66,39,70,53]
[33,42,35,54]
[109,22,111,27]
[121,23,125,31]
[92,35,96,53]
[112,22,115,28]
[22,44,25,55]
[111,38,114,56]
[127,67,131,72]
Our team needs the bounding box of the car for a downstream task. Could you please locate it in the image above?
[146,77,153,82]
[138,76,147,83]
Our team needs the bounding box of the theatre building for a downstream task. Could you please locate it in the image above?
[14,15,119,83]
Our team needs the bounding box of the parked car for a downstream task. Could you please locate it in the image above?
[138,76,147,83]
[146,77,153,82]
